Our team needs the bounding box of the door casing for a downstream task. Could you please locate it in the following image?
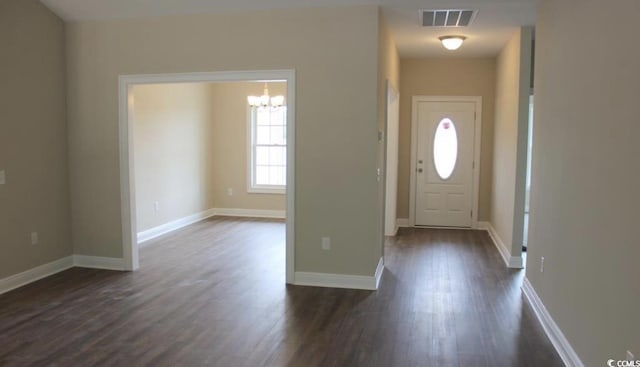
[384,81,400,236]
[409,96,482,228]
[118,70,296,283]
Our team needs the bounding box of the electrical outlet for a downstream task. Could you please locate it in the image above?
[0,170,5,185]
[321,237,331,250]
[227,188,233,196]
[540,256,545,273]
[154,201,160,212]
[627,351,635,361]
[31,232,38,245]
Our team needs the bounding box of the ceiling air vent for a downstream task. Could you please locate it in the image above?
[421,9,476,27]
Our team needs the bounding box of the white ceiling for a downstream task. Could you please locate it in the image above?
[40,0,537,58]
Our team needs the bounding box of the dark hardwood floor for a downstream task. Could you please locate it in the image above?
[0,217,563,366]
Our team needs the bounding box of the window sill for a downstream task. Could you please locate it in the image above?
[248,187,286,195]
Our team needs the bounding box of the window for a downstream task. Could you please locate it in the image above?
[248,106,287,193]
[433,118,458,180]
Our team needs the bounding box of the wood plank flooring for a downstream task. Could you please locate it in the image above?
[0,217,563,366]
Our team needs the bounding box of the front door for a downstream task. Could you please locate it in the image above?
[415,101,475,227]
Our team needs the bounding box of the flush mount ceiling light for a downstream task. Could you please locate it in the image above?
[247,83,285,108]
[439,35,466,50]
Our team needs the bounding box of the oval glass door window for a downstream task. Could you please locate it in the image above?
[433,118,458,180]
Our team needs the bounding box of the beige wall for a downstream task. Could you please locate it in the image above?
[398,58,496,221]
[377,12,400,252]
[490,28,532,256]
[528,0,639,364]
[210,82,286,211]
[0,0,72,279]
[66,6,382,276]
[133,83,216,232]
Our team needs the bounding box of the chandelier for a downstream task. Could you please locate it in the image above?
[247,83,285,108]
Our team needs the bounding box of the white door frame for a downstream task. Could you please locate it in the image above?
[384,81,400,236]
[117,70,296,283]
[409,96,482,228]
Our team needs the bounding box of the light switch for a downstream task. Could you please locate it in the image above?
[0,170,5,185]
[321,237,331,250]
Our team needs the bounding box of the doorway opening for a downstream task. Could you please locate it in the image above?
[118,70,296,283]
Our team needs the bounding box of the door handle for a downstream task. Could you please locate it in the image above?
[417,168,423,173]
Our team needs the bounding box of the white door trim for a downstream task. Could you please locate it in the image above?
[409,96,482,228]
[118,70,296,283]
[384,81,400,236]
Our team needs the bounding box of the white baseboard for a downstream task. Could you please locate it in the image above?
[137,208,217,244]
[522,278,584,367]
[294,257,384,290]
[482,221,523,269]
[213,208,285,219]
[385,225,399,237]
[0,256,74,295]
[509,255,524,268]
[73,255,126,271]
[374,256,384,289]
[138,208,286,244]
[0,254,129,295]
[396,218,409,228]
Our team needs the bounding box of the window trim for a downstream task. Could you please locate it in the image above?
[247,106,286,195]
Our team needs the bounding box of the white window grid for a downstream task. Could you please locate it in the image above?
[248,106,287,193]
